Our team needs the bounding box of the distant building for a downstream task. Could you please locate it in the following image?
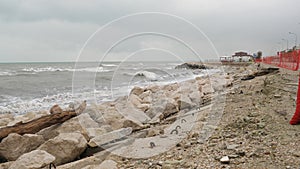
[220,56,233,62]
[220,51,253,63]
[232,51,253,62]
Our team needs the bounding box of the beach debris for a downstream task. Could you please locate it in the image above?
[49,163,56,169]
[170,129,178,135]
[150,142,156,148]
[175,125,181,130]
[241,67,279,81]
[0,101,86,141]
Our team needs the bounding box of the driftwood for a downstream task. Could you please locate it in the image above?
[241,67,279,81]
[0,101,86,141]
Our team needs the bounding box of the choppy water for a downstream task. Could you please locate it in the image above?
[0,62,218,114]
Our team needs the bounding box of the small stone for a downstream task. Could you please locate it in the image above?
[228,154,239,158]
[157,161,163,166]
[98,160,118,169]
[236,150,246,157]
[292,151,300,157]
[257,122,266,129]
[220,156,230,164]
[274,94,281,98]
[226,144,239,150]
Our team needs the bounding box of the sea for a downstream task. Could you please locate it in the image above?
[0,62,219,115]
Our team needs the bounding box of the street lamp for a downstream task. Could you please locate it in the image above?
[282,38,289,50]
[277,42,283,51]
[289,32,298,47]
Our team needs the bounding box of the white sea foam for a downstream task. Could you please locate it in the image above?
[135,71,158,81]
[102,64,117,67]
[21,67,112,73]
[0,71,15,76]
[0,90,112,115]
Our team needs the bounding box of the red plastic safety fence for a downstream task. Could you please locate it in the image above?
[290,72,300,125]
[257,49,300,125]
[259,49,300,71]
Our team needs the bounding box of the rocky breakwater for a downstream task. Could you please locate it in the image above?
[175,62,211,70]
[0,72,233,169]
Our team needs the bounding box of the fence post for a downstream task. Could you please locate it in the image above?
[290,72,300,125]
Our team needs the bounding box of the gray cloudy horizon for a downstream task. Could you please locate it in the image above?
[0,0,299,62]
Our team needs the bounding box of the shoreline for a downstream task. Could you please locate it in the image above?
[1,63,299,168]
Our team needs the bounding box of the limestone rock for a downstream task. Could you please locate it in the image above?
[0,118,12,127]
[7,113,35,126]
[188,90,203,106]
[86,128,108,139]
[8,150,55,169]
[139,90,152,100]
[220,156,230,164]
[98,160,118,169]
[75,101,87,114]
[122,119,145,131]
[146,98,178,121]
[226,144,239,150]
[202,84,214,95]
[0,113,14,120]
[56,156,105,169]
[88,127,132,147]
[130,86,144,96]
[142,96,152,104]
[0,162,13,169]
[129,94,142,107]
[127,94,150,112]
[99,106,124,130]
[146,105,164,119]
[146,85,160,93]
[37,113,99,141]
[0,133,45,161]
[177,95,196,110]
[162,98,179,119]
[115,99,151,124]
[38,133,87,165]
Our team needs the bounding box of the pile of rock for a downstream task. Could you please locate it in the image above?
[0,74,233,168]
[175,62,211,69]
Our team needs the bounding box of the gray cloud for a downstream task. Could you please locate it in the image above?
[0,0,299,62]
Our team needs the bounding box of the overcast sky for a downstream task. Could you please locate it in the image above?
[0,0,299,62]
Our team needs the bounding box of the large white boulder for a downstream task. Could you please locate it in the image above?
[88,127,132,147]
[56,156,105,169]
[38,133,87,165]
[37,113,99,141]
[8,150,55,169]
[0,133,45,161]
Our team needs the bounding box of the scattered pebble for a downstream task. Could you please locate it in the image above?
[220,156,230,164]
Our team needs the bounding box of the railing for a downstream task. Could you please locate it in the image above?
[255,49,300,71]
[255,49,300,125]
